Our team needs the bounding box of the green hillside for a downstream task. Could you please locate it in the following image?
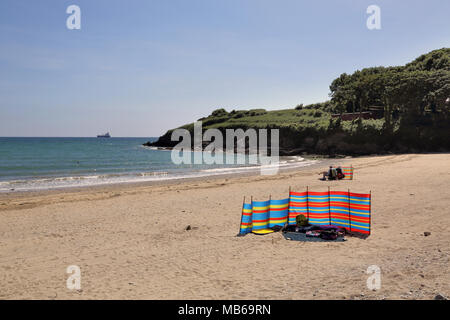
[147,48,450,155]
[188,106,331,130]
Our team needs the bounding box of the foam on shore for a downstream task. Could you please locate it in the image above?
[0,156,318,192]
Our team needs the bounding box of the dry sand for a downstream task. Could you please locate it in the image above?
[0,154,449,300]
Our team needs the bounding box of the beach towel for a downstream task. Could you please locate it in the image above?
[283,232,346,242]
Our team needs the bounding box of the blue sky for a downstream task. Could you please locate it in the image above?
[0,0,449,137]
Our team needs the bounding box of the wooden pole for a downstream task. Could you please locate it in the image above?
[288,186,291,226]
[238,196,246,236]
[306,186,309,220]
[347,189,352,233]
[369,190,372,235]
[328,186,331,225]
[250,196,253,232]
[268,194,272,230]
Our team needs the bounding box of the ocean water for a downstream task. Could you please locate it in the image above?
[0,137,315,192]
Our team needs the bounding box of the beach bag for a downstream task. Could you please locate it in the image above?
[297,225,316,233]
[283,225,297,232]
[320,230,338,240]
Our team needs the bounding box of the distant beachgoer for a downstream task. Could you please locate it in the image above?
[336,166,344,180]
[330,167,337,180]
[320,166,334,180]
[320,166,341,180]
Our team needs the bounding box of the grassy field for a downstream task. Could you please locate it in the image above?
[185,108,332,130]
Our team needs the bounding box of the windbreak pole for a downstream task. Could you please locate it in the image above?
[369,191,372,235]
[237,196,246,236]
[347,189,352,233]
[306,186,309,220]
[328,186,331,225]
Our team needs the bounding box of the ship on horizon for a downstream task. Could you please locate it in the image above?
[97,132,111,138]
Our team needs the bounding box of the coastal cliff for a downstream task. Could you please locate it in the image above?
[145,48,450,156]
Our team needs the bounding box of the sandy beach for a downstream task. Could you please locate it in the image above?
[0,153,449,300]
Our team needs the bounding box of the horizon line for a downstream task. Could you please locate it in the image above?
[0,136,159,138]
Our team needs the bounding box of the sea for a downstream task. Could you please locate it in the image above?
[0,137,316,192]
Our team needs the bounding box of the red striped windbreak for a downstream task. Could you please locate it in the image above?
[239,189,371,237]
[288,189,371,236]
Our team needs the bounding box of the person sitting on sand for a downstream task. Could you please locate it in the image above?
[320,166,335,180]
[336,166,344,180]
[330,167,337,180]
